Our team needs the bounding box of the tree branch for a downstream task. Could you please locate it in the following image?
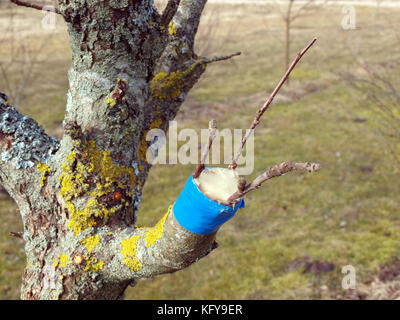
[10,231,23,239]
[0,92,59,201]
[229,37,317,169]
[201,51,241,64]
[106,207,216,282]
[10,0,60,14]
[193,119,217,179]
[160,0,181,28]
[170,0,208,50]
[226,161,321,204]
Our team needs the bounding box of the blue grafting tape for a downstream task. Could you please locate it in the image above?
[173,173,245,235]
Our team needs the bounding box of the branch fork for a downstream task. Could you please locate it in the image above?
[193,38,321,207]
[226,162,322,205]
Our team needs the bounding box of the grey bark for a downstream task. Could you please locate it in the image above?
[1,0,218,300]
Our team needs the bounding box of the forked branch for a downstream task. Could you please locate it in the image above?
[227,161,321,204]
[160,0,181,28]
[229,38,317,169]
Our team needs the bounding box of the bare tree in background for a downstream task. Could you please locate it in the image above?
[340,51,400,164]
[266,0,326,83]
[0,2,54,107]
[338,10,400,164]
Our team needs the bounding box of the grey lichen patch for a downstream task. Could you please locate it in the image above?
[109,0,129,10]
[131,0,158,28]
[0,104,59,169]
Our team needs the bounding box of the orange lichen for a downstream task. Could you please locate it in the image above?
[113,191,123,202]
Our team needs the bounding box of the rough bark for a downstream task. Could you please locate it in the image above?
[2,0,219,300]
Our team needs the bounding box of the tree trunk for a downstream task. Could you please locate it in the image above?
[1,0,220,300]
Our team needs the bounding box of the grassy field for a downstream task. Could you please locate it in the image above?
[0,2,400,299]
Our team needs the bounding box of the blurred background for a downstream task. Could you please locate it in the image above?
[0,0,399,299]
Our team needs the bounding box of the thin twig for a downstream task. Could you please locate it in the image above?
[10,0,60,14]
[202,52,242,64]
[10,231,23,239]
[229,38,317,169]
[226,161,321,204]
[193,119,218,179]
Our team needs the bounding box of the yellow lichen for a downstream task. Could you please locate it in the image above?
[80,235,104,272]
[37,163,50,186]
[106,97,117,107]
[149,118,162,130]
[81,234,100,254]
[54,254,71,268]
[84,256,103,272]
[138,137,148,161]
[143,205,171,247]
[150,62,201,100]
[168,21,176,35]
[120,235,142,272]
[150,71,181,99]
[59,140,137,236]
[59,254,71,267]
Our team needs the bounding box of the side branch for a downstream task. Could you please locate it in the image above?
[171,0,207,49]
[10,0,60,14]
[226,162,321,204]
[160,0,181,28]
[203,52,242,64]
[230,38,317,169]
[107,207,216,281]
[0,92,59,198]
[193,119,217,179]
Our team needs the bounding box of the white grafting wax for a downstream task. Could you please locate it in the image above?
[194,167,239,203]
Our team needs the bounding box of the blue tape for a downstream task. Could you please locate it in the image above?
[173,174,245,235]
